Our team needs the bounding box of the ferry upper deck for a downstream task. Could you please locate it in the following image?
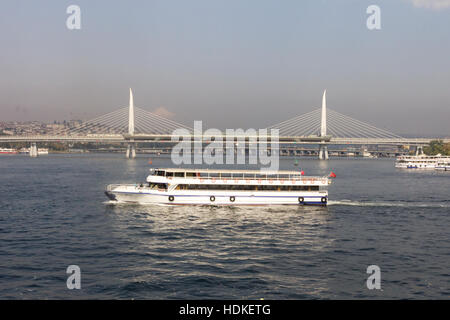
[147,168,331,187]
[149,168,323,180]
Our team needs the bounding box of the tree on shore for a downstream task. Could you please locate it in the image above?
[424,140,450,156]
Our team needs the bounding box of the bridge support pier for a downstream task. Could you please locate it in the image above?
[126,143,136,159]
[415,145,424,156]
[319,144,329,160]
[30,142,38,157]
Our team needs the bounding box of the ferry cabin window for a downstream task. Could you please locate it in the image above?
[155,170,165,176]
[174,172,185,177]
[148,183,168,190]
[166,172,174,177]
[175,184,319,191]
[186,172,196,177]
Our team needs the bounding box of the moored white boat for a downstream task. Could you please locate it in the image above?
[0,148,18,154]
[395,154,450,169]
[37,148,49,155]
[435,162,450,171]
[19,147,49,155]
[105,168,334,206]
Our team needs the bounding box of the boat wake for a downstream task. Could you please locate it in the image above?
[329,200,450,208]
[104,199,450,209]
[103,200,169,207]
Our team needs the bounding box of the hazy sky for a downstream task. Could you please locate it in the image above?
[1,0,449,136]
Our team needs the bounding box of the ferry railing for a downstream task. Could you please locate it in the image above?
[161,174,328,182]
[106,183,144,191]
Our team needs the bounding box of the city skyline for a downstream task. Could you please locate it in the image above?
[1,0,450,136]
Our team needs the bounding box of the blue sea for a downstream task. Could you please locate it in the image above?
[1,154,449,299]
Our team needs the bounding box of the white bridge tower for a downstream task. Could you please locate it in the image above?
[126,88,136,158]
[318,90,329,160]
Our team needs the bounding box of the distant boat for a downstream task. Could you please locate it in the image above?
[435,161,450,171]
[0,148,18,154]
[396,154,450,169]
[362,150,374,158]
[18,148,49,155]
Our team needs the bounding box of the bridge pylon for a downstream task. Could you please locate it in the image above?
[318,90,329,160]
[319,144,329,160]
[126,88,136,159]
[126,143,136,159]
[415,145,424,156]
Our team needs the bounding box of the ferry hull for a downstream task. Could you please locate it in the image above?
[106,187,328,206]
[395,163,437,169]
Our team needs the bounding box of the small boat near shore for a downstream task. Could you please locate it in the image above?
[19,148,49,155]
[105,168,334,206]
[435,162,450,171]
[0,148,18,154]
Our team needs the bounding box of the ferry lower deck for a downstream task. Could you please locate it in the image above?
[106,185,328,205]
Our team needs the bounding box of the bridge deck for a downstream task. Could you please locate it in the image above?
[1,135,447,145]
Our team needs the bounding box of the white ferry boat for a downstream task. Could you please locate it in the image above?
[395,154,450,169]
[37,148,49,155]
[0,148,18,154]
[105,168,333,206]
[435,161,450,171]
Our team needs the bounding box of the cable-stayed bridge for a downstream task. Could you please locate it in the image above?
[1,89,447,158]
[267,90,415,159]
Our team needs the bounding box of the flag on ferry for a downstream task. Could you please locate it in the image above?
[300,170,305,176]
[329,172,336,178]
